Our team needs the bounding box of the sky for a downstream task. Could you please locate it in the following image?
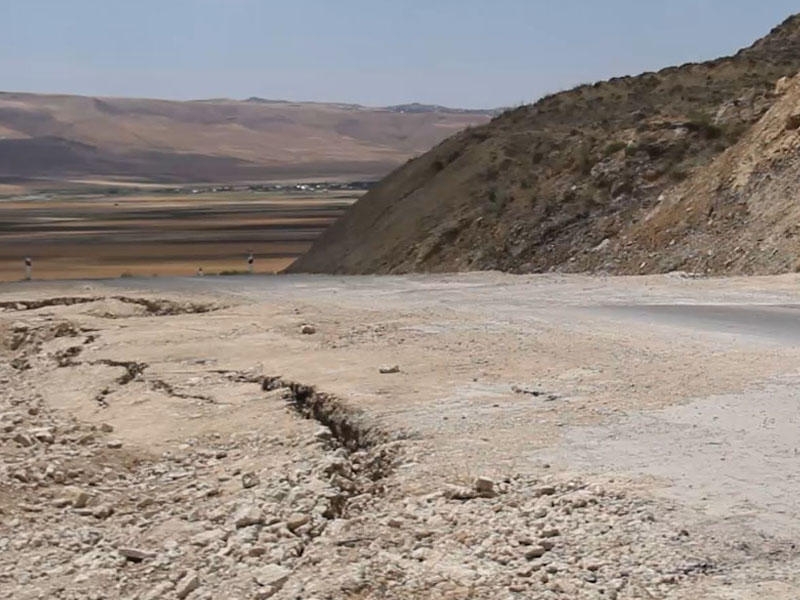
[2,0,798,108]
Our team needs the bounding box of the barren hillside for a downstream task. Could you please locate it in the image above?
[595,72,800,275]
[288,15,800,275]
[0,94,492,183]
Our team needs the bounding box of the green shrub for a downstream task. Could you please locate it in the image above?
[686,112,723,139]
[604,141,627,156]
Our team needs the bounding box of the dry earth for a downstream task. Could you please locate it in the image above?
[2,272,800,599]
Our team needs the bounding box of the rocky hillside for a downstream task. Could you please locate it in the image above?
[596,72,800,275]
[288,15,800,275]
[0,94,492,183]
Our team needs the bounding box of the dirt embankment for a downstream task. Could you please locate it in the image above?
[288,14,800,276]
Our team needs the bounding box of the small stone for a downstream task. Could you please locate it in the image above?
[525,546,548,560]
[253,564,291,589]
[540,539,556,551]
[379,365,400,374]
[12,432,34,447]
[241,472,259,489]
[540,528,560,538]
[473,476,495,496]
[30,428,54,444]
[533,485,556,497]
[517,535,534,546]
[300,324,316,335]
[136,497,156,510]
[286,513,310,532]
[99,423,114,433]
[106,440,123,449]
[72,490,91,509]
[248,545,268,557]
[233,505,264,528]
[92,504,114,519]
[118,547,156,562]
[443,485,478,500]
[314,426,332,440]
[175,570,200,599]
[11,470,29,483]
[190,528,225,546]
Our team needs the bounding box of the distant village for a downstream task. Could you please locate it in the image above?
[179,180,375,196]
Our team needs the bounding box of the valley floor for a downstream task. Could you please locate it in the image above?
[0,190,356,281]
[2,272,799,599]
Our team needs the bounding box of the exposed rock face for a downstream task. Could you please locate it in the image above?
[288,15,800,276]
[599,72,800,275]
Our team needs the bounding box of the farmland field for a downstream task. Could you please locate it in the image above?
[0,189,358,281]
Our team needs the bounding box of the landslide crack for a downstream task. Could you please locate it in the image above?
[110,296,217,316]
[263,377,401,487]
[90,360,148,407]
[264,377,388,451]
[92,359,148,385]
[0,297,101,311]
[149,379,214,403]
[0,296,219,316]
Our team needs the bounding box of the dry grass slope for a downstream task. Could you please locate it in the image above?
[288,14,800,275]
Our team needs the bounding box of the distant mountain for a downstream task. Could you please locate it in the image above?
[0,93,492,183]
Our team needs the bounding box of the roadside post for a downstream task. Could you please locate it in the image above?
[24,257,32,281]
[247,253,254,274]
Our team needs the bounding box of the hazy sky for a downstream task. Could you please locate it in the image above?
[2,1,798,108]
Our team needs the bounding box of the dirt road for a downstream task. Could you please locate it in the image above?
[2,272,799,598]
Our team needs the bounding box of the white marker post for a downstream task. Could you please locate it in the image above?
[247,253,254,274]
[24,257,31,281]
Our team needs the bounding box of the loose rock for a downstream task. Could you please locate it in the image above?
[175,570,200,599]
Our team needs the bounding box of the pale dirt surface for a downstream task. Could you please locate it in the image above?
[2,272,800,599]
